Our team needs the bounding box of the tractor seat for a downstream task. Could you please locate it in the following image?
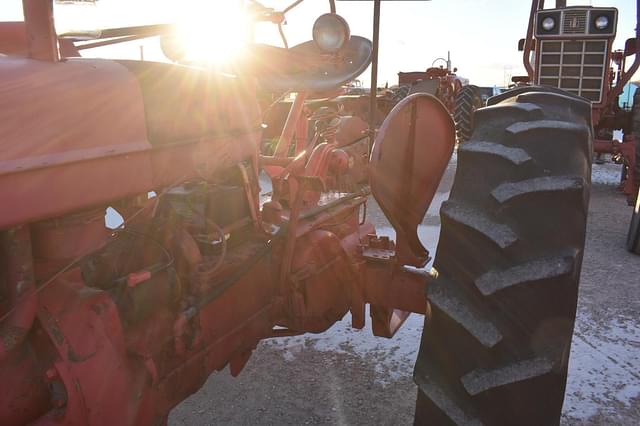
[253,36,373,95]
[425,67,448,78]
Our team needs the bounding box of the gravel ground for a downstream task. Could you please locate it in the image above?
[169,160,640,426]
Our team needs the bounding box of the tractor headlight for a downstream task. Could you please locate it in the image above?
[595,15,609,30]
[542,17,555,31]
[312,13,350,53]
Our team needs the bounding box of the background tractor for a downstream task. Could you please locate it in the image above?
[263,52,484,148]
[514,0,640,252]
[0,1,592,425]
[395,52,484,144]
[519,0,638,196]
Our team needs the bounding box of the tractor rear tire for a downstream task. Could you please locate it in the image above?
[454,85,483,144]
[633,86,640,187]
[628,87,640,255]
[628,190,640,254]
[413,89,592,425]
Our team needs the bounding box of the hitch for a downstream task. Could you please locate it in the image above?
[359,233,437,338]
[358,92,454,337]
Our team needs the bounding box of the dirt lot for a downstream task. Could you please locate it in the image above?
[169,161,640,426]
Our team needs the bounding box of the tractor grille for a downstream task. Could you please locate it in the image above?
[562,10,588,34]
[537,39,607,103]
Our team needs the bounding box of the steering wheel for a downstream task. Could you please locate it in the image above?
[431,57,448,69]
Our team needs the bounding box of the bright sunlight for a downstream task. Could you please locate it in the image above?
[174,0,248,64]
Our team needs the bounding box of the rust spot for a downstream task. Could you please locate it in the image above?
[0,325,27,349]
[89,303,104,316]
[67,347,96,363]
[40,310,65,345]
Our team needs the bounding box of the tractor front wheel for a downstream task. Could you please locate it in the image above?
[413,89,592,425]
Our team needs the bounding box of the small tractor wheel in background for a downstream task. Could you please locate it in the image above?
[454,85,483,144]
[413,89,592,425]
[390,84,411,102]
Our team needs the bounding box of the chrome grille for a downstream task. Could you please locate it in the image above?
[537,39,607,103]
[562,10,587,34]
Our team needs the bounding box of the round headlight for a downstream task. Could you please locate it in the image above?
[542,17,555,31]
[595,15,609,30]
[312,13,350,53]
[160,34,187,62]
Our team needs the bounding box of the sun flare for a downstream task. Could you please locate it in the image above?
[175,1,248,64]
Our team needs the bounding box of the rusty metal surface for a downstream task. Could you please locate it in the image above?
[23,0,58,62]
[0,4,454,425]
[255,36,373,94]
[0,57,152,229]
[0,56,263,229]
[594,136,637,200]
[370,93,455,267]
[0,21,80,57]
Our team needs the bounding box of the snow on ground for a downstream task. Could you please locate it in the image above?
[108,152,637,418]
[264,224,440,385]
[565,313,640,420]
[264,309,424,385]
[592,161,623,186]
[105,206,123,229]
[264,306,640,417]
[264,161,640,418]
[266,219,640,418]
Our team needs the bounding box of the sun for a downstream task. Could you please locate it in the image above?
[175,1,248,65]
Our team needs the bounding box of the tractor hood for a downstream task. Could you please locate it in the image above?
[0,57,261,229]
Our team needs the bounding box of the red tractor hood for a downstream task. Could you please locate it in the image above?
[0,57,261,229]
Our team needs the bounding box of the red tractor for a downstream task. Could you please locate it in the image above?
[395,53,484,144]
[0,1,593,425]
[514,0,640,252]
[262,54,482,149]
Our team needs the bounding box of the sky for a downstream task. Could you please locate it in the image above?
[1,0,638,87]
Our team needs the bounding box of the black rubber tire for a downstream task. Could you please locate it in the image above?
[486,85,587,106]
[632,87,640,187]
[413,89,592,425]
[390,85,411,102]
[627,88,640,255]
[454,85,483,144]
[628,190,640,254]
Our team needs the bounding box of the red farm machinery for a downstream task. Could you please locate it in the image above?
[395,53,484,143]
[514,0,640,252]
[262,51,483,159]
[0,1,596,425]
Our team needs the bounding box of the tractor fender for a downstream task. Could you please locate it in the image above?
[369,93,455,267]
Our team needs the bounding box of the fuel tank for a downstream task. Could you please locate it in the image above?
[0,57,261,229]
